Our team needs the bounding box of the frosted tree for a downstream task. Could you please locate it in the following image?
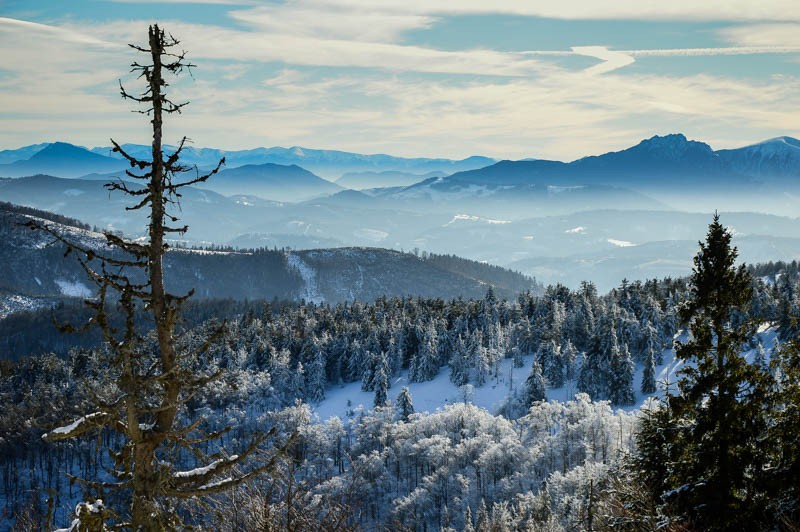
[449,333,471,386]
[754,341,767,369]
[524,362,546,406]
[396,386,414,421]
[641,346,657,394]
[35,25,284,529]
[373,365,389,408]
[306,348,327,403]
[562,339,578,382]
[410,322,439,382]
[539,339,565,388]
[611,342,635,406]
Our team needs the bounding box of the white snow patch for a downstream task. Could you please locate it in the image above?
[566,226,586,234]
[174,456,236,479]
[45,412,106,438]
[55,279,92,298]
[522,235,534,241]
[287,253,324,304]
[444,213,511,227]
[198,477,234,491]
[608,238,636,248]
[172,248,242,256]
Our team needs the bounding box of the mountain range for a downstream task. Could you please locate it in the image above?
[2,133,800,290]
[1,134,798,207]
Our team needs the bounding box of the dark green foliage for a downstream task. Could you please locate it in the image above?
[768,338,800,524]
[635,214,774,530]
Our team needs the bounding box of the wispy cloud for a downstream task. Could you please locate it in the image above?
[719,23,800,47]
[1,6,798,158]
[268,0,800,22]
[566,44,800,73]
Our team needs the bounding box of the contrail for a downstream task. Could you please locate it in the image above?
[521,45,800,74]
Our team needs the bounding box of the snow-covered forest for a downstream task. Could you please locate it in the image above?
[2,252,799,529]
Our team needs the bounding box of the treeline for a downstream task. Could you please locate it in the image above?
[423,252,542,295]
[0,201,91,231]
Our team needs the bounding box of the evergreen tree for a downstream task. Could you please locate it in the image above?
[524,362,546,406]
[754,341,767,369]
[769,333,800,523]
[396,386,414,421]
[641,347,656,394]
[638,214,770,529]
[562,339,578,382]
[306,348,327,403]
[610,342,635,406]
[540,339,565,388]
[373,365,389,408]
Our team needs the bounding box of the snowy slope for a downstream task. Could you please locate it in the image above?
[312,326,779,421]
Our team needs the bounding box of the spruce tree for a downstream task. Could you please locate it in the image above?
[640,214,770,529]
[373,365,389,408]
[525,361,546,406]
[396,386,414,421]
[610,341,635,406]
[640,347,656,394]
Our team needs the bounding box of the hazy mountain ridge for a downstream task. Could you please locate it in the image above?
[335,170,445,190]
[0,142,127,178]
[197,163,343,202]
[0,204,536,310]
[87,143,496,180]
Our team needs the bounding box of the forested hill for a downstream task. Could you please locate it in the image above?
[0,203,537,308]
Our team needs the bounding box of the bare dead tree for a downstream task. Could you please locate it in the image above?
[30,24,287,530]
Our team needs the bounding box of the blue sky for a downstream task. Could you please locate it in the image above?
[1,1,799,160]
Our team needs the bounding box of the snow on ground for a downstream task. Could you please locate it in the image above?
[565,226,586,234]
[286,252,324,304]
[444,214,511,226]
[312,325,780,421]
[608,238,636,247]
[55,279,92,298]
[20,214,108,251]
[0,293,51,319]
[171,248,245,256]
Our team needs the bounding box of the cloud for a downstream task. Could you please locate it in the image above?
[1,13,798,160]
[77,20,552,77]
[229,4,435,43]
[719,23,800,47]
[0,17,119,48]
[286,0,800,22]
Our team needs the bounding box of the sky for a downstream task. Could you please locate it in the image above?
[1,1,799,160]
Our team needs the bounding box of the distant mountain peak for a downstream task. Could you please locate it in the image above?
[634,133,713,157]
[756,136,800,149]
[31,142,100,160]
